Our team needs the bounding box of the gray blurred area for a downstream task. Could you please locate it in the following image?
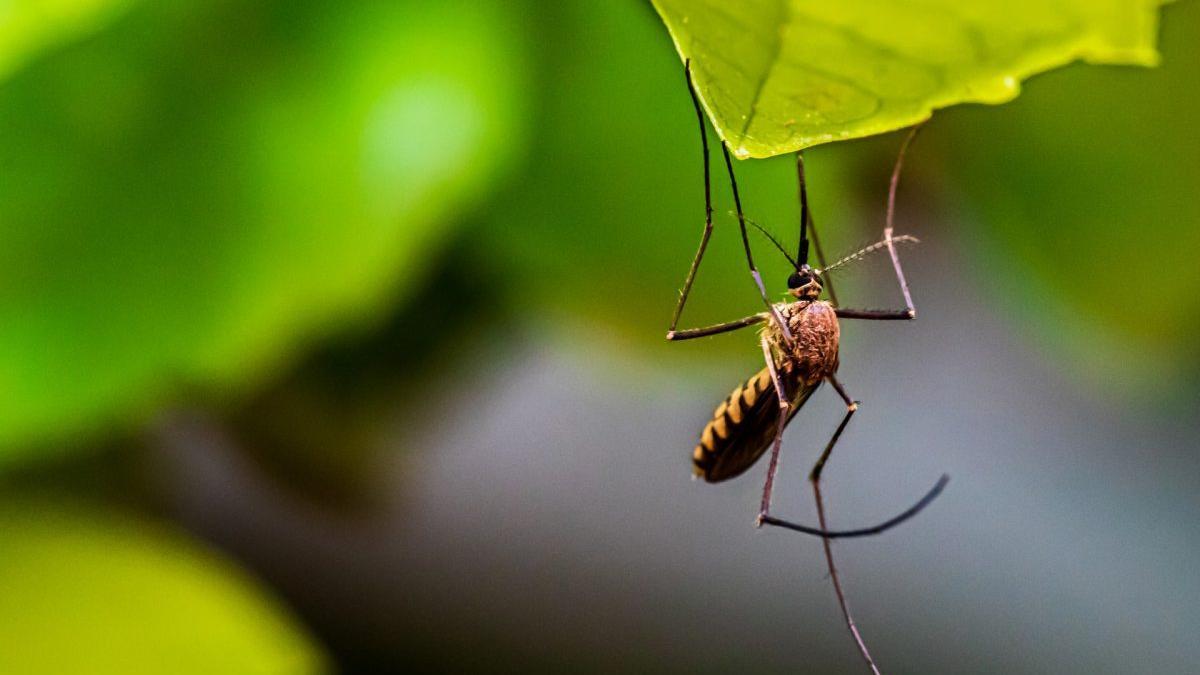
[154,230,1200,674]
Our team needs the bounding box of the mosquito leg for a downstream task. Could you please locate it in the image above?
[808,374,880,674]
[881,125,923,319]
[809,374,857,483]
[833,126,925,322]
[755,335,790,525]
[757,374,950,538]
[758,374,944,670]
[797,152,839,306]
[760,478,948,538]
[757,375,854,537]
[668,61,716,335]
[815,470,881,675]
[722,144,793,344]
[835,308,913,321]
[667,312,767,341]
[808,214,838,307]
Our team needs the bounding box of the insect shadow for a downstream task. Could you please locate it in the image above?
[667,61,949,674]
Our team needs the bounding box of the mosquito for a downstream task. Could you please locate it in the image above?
[667,62,949,674]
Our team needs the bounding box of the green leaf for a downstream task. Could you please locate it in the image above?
[0,0,137,84]
[0,1,526,463]
[0,500,327,674]
[651,0,1170,158]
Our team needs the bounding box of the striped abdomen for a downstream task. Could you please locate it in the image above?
[692,366,818,482]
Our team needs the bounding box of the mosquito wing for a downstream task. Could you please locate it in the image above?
[692,366,819,483]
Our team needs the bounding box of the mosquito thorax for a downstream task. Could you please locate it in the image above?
[786,267,822,301]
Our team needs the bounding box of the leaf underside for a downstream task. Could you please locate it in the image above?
[652,0,1170,158]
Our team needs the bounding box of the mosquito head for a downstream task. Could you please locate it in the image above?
[787,265,822,300]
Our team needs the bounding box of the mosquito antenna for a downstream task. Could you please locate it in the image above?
[796,152,810,267]
[735,213,798,268]
[817,235,920,275]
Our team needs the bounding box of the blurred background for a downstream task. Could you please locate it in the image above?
[0,1,1197,673]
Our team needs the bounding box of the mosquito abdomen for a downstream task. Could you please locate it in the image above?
[692,366,814,483]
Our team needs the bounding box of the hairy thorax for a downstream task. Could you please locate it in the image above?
[763,300,840,386]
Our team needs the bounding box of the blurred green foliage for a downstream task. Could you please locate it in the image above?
[0,0,1195,669]
[651,0,1168,157]
[0,0,527,463]
[0,500,326,674]
[0,0,135,82]
[3,0,1187,475]
[940,0,1200,390]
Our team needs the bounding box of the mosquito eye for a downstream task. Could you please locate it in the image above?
[787,272,807,289]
